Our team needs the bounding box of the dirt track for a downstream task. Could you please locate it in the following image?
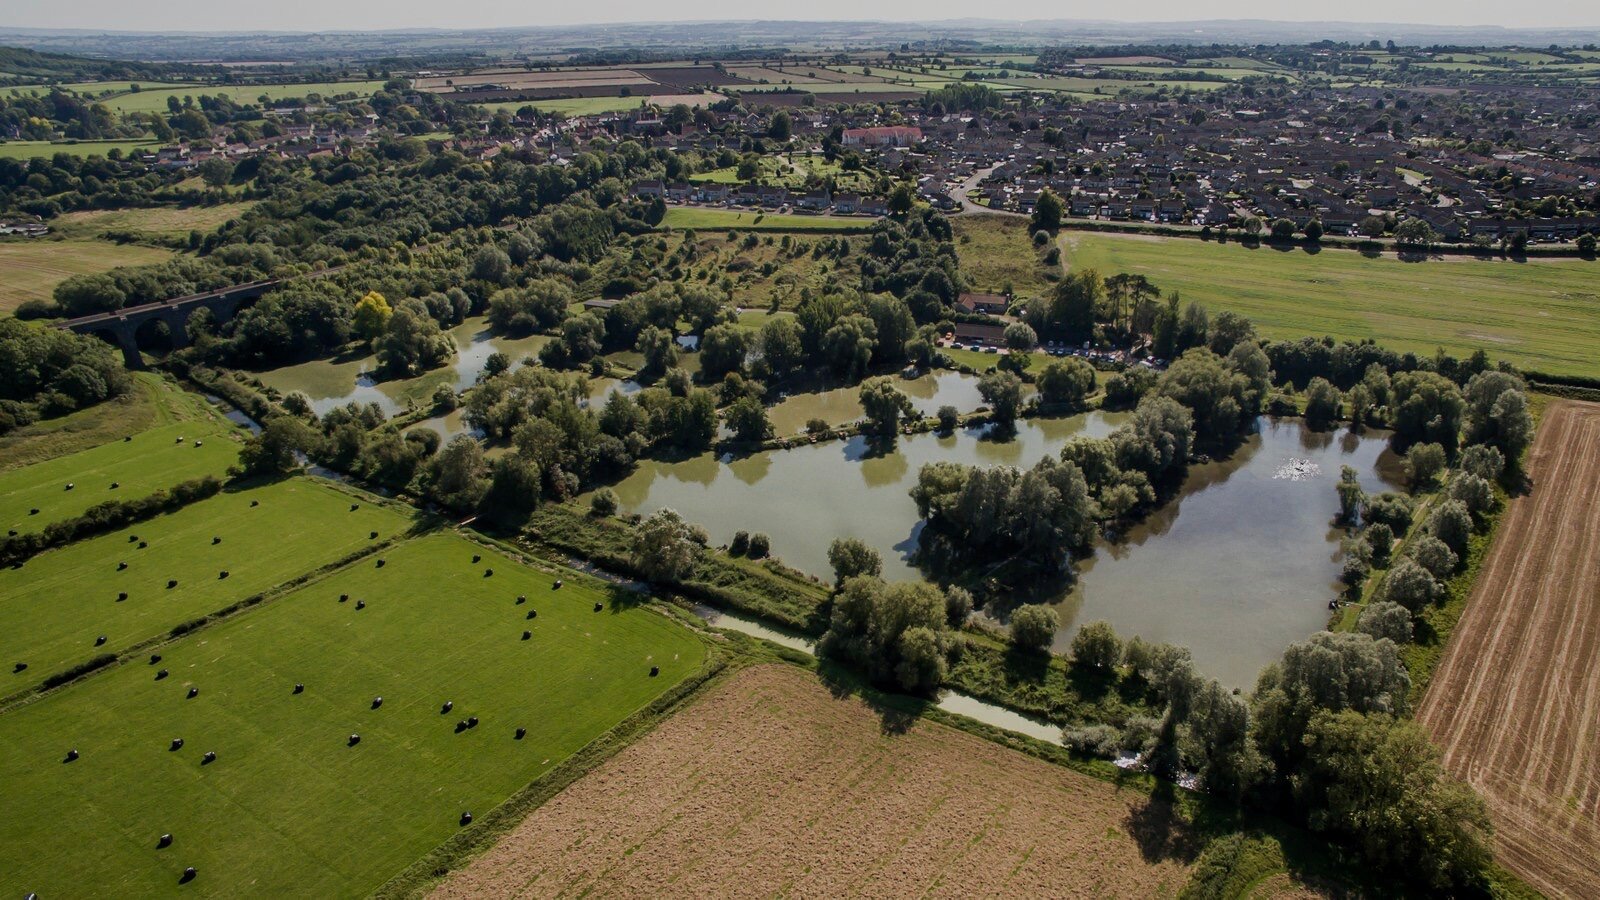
[434,665,1197,898]
[1418,400,1600,899]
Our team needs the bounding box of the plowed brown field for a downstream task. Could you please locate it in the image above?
[1418,399,1600,900]
[434,665,1198,898]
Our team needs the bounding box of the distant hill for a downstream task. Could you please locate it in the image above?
[0,46,208,82]
[0,19,1596,64]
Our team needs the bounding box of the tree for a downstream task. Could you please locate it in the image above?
[632,508,701,583]
[888,181,916,215]
[1577,232,1596,257]
[487,279,571,334]
[1408,534,1459,580]
[470,246,514,285]
[1463,371,1531,461]
[768,110,792,141]
[1009,605,1058,652]
[1031,188,1063,232]
[52,273,127,316]
[1303,377,1341,429]
[635,325,677,377]
[722,396,772,443]
[1356,601,1413,644]
[1335,465,1366,524]
[1390,371,1465,453]
[1303,219,1325,242]
[375,302,453,377]
[758,317,804,378]
[828,538,882,584]
[820,577,951,693]
[352,291,392,340]
[1270,217,1296,240]
[1295,711,1492,890]
[197,156,233,188]
[821,314,877,381]
[978,371,1024,429]
[1035,358,1095,410]
[1026,268,1100,342]
[1393,218,1438,247]
[237,416,318,475]
[1427,499,1472,558]
[859,377,916,434]
[1405,442,1446,491]
[426,436,489,511]
[1071,620,1122,669]
[1383,558,1439,612]
[1002,321,1038,351]
[699,323,751,380]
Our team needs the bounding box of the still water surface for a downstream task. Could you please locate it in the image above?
[611,415,1402,686]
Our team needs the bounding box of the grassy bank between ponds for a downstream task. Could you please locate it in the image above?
[520,503,830,632]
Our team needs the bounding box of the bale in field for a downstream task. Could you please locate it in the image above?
[63,749,78,762]
[111,482,119,489]
[526,610,536,620]
[218,571,229,579]
[522,630,531,640]
[483,569,493,577]
[176,436,184,444]
[350,504,359,511]
[467,716,478,728]
[441,700,453,713]
[515,727,526,740]
[201,751,216,765]
[166,579,176,588]
[180,867,196,883]
[150,654,161,664]
[12,662,25,673]
[117,562,127,571]
[459,812,472,826]
[170,738,184,751]
[593,602,603,612]
[212,536,221,545]
[339,593,349,602]
[293,683,304,694]
[371,696,383,709]
[157,833,172,848]
[369,530,378,539]
[516,595,526,605]
[29,508,38,515]
[155,669,169,680]
[375,559,385,568]
[650,666,660,677]
[187,687,199,699]
[95,635,106,646]
[348,734,361,746]
[250,500,259,507]
[553,580,563,590]
[355,600,366,610]
[124,436,132,442]
[65,483,74,491]
[138,541,147,549]
[455,720,468,733]
[129,535,138,543]
[117,592,127,601]
[472,554,481,563]
[7,530,14,536]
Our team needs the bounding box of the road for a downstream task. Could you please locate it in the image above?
[947,165,1024,217]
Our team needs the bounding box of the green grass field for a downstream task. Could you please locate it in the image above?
[954,214,1060,295]
[84,81,386,114]
[0,374,210,473]
[1062,233,1600,378]
[0,139,163,160]
[0,478,415,695]
[662,207,873,232]
[53,202,258,241]
[0,238,177,312]
[0,420,243,535]
[0,530,705,898]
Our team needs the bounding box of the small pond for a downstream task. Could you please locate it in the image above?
[253,317,550,417]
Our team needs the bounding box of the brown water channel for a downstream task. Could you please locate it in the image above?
[608,415,1403,687]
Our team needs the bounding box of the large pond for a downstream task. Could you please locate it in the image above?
[253,317,551,417]
[606,415,1403,687]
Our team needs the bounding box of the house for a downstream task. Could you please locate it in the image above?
[833,192,861,214]
[583,298,622,311]
[957,292,1010,315]
[952,322,1008,347]
[695,183,731,204]
[798,189,832,210]
[859,196,889,216]
[631,179,665,199]
[666,182,692,202]
[841,126,923,148]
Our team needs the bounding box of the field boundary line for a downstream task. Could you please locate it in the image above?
[372,648,735,900]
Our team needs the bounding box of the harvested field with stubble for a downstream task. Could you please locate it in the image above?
[1418,399,1600,899]
[434,665,1197,899]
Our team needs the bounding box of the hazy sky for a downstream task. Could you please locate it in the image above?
[4,0,1597,32]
